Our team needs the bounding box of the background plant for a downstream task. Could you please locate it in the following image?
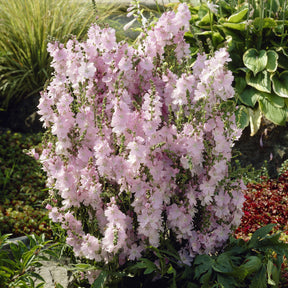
[0,233,60,288]
[0,0,95,110]
[0,130,50,237]
[183,0,288,135]
[235,169,288,240]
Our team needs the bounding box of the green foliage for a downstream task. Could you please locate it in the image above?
[184,0,288,135]
[61,225,288,287]
[0,233,60,288]
[0,0,95,110]
[191,224,288,287]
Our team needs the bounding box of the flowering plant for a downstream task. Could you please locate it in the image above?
[37,3,245,284]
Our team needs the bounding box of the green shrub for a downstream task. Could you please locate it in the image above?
[0,0,95,110]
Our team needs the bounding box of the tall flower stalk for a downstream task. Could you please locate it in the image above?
[37,3,245,284]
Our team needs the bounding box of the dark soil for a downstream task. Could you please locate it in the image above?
[233,118,288,178]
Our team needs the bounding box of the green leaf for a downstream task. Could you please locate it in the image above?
[248,107,262,136]
[271,71,288,97]
[253,17,277,29]
[263,91,285,108]
[197,12,211,27]
[246,70,271,93]
[276,48,288,69]
[250,265,267,288]
[235,105,249,129]
[239,87,259,107]
[193,254,214,280]
[237,256,262,280]
[212,254,234,274]
[69,263,96,272]
[28,271,45,283]
[221,22,247,31]
[91,270,108,288]
[216,274,238,288]
[248,224,275,249]
[235,76,247,95]
[227,8,248,23]
[258,97,286,125]
[266,50,278,72]
[243,49,268,76]
[267,260,276,286]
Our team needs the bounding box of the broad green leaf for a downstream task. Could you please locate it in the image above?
[253,17,277,29]
[259,98,286,125]
[237,256,262,279]
[227,8,248,23]
[212,258,233,274]
[235,76,247,95]
[243,49,267,75]
[249,224,275,249]
[248,107,262,136]
[263,91,285,108]
[239,87,259,107]
[235,105,249,129]
[250,265,267,288]
[194,254,214,279]
[276,49,288,69]
[221,22,247,31]
[271,71,288,97]
[91,271,108,288]
[259,97,286,125]
[197,12,211,27]
[246,70,271,93]
[217,274,239,287]
[266,50,278,72]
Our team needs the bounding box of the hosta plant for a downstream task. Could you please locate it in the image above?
[183,0,288,135]
[37,3,246,285]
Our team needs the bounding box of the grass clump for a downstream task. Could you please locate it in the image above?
[0,0,95,110]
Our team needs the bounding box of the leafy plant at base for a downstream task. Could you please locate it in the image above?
[191,224,288,287]
[60,224,288,287]
[0,233,61,288]
[0,0,95,110]
[183,0,288,135]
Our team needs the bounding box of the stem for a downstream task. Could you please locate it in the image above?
[257,0,264,50]
[281,0,287,45]
[91,0,97,16]
[246,0,251,49]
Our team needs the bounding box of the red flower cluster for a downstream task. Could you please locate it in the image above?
[235,171,288,238]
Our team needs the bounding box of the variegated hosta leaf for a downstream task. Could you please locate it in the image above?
[266,50,278,72]
[271,71,288,98]
[246,70,271,93]
[258,96,286,126]
[239,87,259,107]
[235,105,249,129]
[243,49,267,76]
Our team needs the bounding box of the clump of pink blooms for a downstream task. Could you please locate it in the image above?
[38,3,245,269]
